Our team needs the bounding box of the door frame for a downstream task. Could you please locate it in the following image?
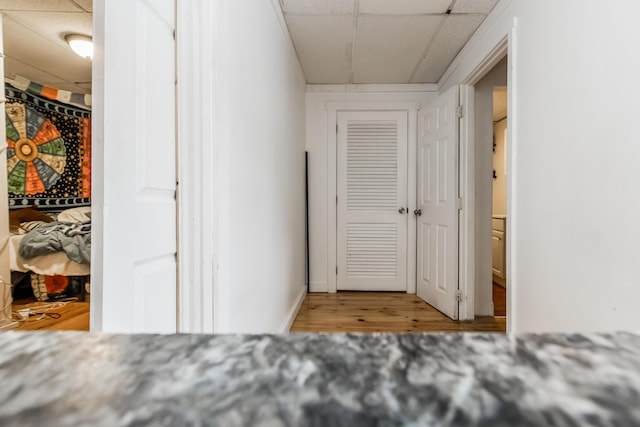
[457,33,514,328]
[326,101,420,294]
[92,0,216,332]
[175,0,216,333]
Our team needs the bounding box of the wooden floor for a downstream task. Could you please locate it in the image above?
[493,283,506,316]
[9,289,504,333]
[11,298,90,331]
[290,292,506,333]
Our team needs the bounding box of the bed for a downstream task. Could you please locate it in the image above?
[2,206,91,301]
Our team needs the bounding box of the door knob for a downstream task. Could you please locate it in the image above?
[414,209,422,216]
[398,207,406,214]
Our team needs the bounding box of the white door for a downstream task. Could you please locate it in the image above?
[93,0,177,332]
[337,111,408,291]
[416,86,460,319]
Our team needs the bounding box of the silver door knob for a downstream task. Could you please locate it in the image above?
[414,209,422,216]
[398,207,406,214]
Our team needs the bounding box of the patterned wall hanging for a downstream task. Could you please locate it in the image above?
[5,84,91,209]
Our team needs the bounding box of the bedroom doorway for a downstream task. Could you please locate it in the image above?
[0,1,93,332]
[2,0,182,333]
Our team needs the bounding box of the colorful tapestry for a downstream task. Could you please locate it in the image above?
[7,75,92,110]
[5,84,91,209]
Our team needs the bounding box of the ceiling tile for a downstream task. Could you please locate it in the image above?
[70,0,92,12]
[353,15,443,83]
[5,11,92,50]
[285,15,354,83]
[3,18,92,85]
[4,56,91,94]
[281,0,355,15]
[451,0,498,14]
[410,14,485,83]
[359,0,452,15]
[0,0,81,12]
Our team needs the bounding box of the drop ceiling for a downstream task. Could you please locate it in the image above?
[281,0,499,84]
[0,0,499,93]
[0,0,92,94]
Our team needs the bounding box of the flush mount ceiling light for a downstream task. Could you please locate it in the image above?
[65,34,93,60]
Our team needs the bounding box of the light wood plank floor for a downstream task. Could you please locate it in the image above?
[290,292,506,333]
[11,299,90,331]
[493,282,506,316]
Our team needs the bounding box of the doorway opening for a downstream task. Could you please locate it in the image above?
[462,54,509,325]
[492,86,507,317]
[0,1,93,331]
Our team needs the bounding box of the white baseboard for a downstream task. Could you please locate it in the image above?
[279,285,307,333]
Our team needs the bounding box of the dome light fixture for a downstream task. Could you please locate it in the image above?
[65,34,93,60]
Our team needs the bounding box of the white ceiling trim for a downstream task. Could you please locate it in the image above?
[306,83,438,93]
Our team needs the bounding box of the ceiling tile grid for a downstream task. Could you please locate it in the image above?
[1,0,92,93]
[359,0,452,15]
[452,0,499,14]
[410,14,487,83]
[353,15,443,83]
[282,0,499,84]
[3,17,91,85]
[70,0,92,13]
[286,15,355,84]
[0,0,82,12]
[6,11,92,50]
[280,0,355,15]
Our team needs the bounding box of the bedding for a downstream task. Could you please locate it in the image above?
[19,221,91,264]
[4,233,90,276]
[1,207,92,277]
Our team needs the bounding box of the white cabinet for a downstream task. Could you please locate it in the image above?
[492,216,506,286]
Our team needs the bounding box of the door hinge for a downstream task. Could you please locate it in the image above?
[336,124,338,134]
[336,266,338,275]
[456,105,464,119]
[456,290,463,302]
[456,197,463,210]
[336,196,338,205]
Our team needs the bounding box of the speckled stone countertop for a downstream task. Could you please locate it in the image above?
[0,332,639,426]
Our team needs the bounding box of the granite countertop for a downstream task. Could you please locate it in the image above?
[0,332,639,426]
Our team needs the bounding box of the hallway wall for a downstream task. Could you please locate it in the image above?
[442,0,640,332]
[214,0,307,332]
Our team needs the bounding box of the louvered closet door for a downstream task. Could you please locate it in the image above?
[337,111,408,291]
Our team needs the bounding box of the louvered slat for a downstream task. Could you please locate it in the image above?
[347,121,398,211]
[346,224,397,278]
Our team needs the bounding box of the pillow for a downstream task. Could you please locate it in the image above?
[9,207,55,228]
[57,206,91,223]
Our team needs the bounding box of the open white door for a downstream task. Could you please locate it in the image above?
[416,86,460,319]
[93,0,177,332]
[337,111,408,291]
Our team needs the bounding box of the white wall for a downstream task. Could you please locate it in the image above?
[306,87,437,292]
[213,0,307,332]
[443,0,640,332]
[510,0,640,332]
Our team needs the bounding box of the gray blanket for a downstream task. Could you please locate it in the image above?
[19,221,91,265]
